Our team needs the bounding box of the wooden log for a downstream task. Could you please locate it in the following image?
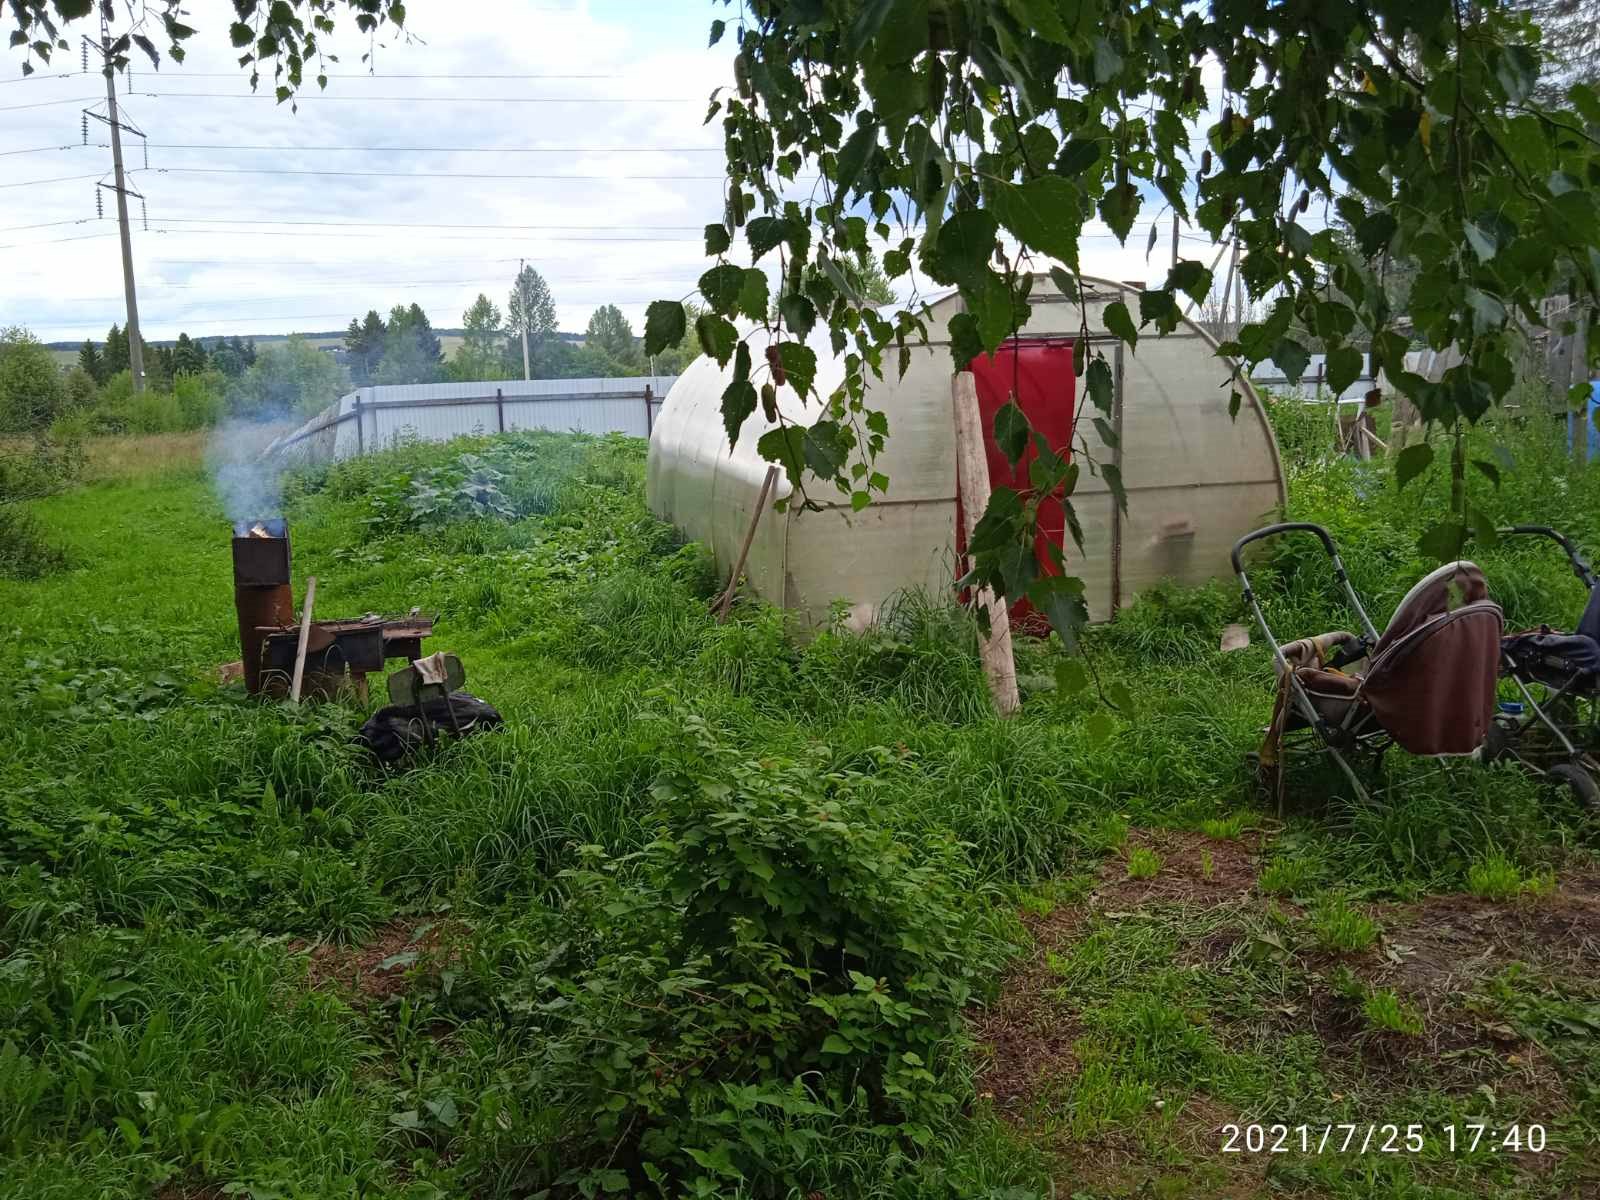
[713,465,779,622]
[289,576,318,704]
[951,372,1021,716]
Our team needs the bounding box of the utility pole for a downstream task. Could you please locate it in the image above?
[100,34,145,394]
[1170,212,1179,270]
[518,258,531,381]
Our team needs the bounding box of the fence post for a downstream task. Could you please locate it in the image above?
[495,387,505,433]
[644,383,654,437]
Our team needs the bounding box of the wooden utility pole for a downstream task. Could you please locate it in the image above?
[518,258,531,381]
[101,35,145,393]
[951,372,1020,716]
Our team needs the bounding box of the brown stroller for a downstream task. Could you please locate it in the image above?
[1232,523,1505,806]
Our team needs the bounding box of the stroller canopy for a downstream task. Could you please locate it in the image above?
[1361,561,1504,755]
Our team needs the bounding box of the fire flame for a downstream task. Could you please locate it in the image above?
[249,523,270,538]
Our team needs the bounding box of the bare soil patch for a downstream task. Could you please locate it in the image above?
[1092,829,1261,910]
[290,918,463,1005]
[972,829,1261,1114]
[970,902,1084,1112]
[1376,868,1600,1000]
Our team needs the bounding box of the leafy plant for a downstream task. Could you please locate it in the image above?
[529,703,1004,1193]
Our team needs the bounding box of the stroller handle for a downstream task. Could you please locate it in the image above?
[1497,525,1596,589]
[1230,522,1339,575]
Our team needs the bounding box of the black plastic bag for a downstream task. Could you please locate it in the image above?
[357,690,503,763]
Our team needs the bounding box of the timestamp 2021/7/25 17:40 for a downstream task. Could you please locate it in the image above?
[1220,1122,1549,1155]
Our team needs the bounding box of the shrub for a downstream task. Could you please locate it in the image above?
[173,369,226,428]
[0,504,67,579]
[226,336,348,418]
[0,327,66,433]
[124,390,185,434]
[0,432,83,503]
[61,365,98,411]
[532,703,1003,1193]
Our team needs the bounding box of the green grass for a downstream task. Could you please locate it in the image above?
[1362,987,1425,1036]
[1308,896,1382,953]
[1126,846,1162,879]
[0,410,1596,1198]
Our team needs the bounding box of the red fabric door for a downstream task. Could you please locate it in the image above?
[955,339,1077,632]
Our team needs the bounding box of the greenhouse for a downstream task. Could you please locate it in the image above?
[647,273,1287,628]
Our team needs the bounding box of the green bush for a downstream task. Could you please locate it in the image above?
[531,703,1004,1193]
[0,327,66,433]
[0,504,67,579]
[0,433,83,503]
[172,370,226,428]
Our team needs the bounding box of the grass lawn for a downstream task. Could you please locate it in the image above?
[1,415,1597,1198]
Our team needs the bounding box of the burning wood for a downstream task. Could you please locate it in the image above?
[249,522,270,538]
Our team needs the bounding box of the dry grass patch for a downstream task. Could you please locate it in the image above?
[82,431,208,481]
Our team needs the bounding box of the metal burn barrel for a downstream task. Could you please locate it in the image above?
[231,519,293,695]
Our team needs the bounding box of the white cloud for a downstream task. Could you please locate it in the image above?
[1,3,1235,347]
[1,0,730,343]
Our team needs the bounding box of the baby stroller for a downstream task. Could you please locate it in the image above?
[1231,523,1505,808]
[1485,525,1600,805]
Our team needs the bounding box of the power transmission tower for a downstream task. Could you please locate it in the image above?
[84,31,147,393]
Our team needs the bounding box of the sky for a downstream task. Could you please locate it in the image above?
[1,1,1216,347]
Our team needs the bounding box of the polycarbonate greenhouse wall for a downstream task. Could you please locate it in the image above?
[268,376,677,464]
[647,274,1288,628]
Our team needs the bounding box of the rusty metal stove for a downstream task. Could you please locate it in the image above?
[231,518,294,695]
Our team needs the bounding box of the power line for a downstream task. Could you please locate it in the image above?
[0,172,104,189]
[0,143,93,157]
[146,215,710,233]
[0,231,120,249]
[0,94,99,111]
[148,216,706,231]
[0,218,98,233]
[54,274,692,301]
[133,91,700,104]
[142,142,724,154]
[2,70,629,86]
[141,165,730,181]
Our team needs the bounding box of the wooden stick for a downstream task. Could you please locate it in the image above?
[951,372,1021,716]
[713,465,780,622]
[289,575,318,704]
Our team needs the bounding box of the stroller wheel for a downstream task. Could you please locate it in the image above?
[1549,762,1600,810]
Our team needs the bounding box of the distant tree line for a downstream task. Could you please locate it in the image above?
[341,263,701,386]
[3,322,347,439]
[77,326,260,392]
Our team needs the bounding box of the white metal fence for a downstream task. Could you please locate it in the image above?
[267,376,676,464]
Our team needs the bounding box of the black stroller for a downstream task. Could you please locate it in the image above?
[1231,523,1505,808]
[1485,525,1600,805]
